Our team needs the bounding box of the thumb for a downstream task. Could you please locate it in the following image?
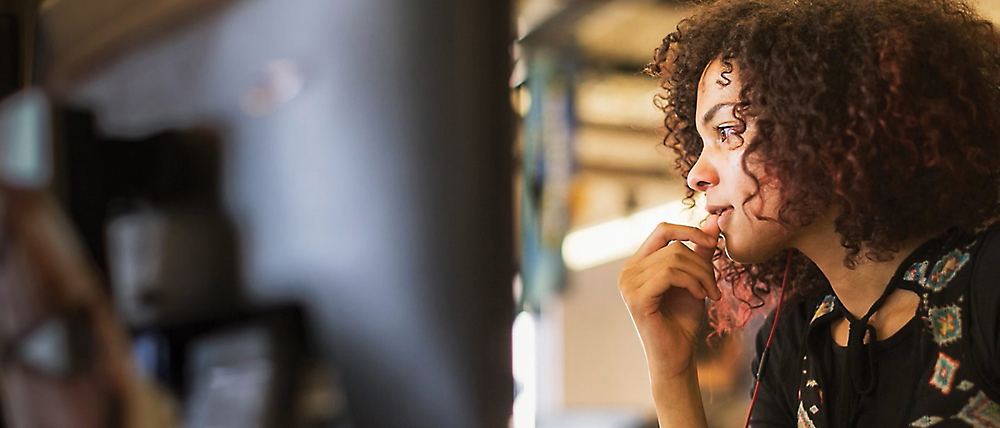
[694,214,720,261]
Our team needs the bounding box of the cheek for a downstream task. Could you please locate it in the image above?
[733,171,783,222]
[724,149,763,196]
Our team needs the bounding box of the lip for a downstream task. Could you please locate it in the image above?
[717,207,732,228]
[706,204,733,230]
[706,204,733,217]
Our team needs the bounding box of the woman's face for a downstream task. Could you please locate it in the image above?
[687,60,793,263]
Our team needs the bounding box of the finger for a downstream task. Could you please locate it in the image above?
[669,245,721,301]
[657,243,720,301]
[629,243,720,301]
[636,267,710,303]
[693,214,721,262]
[633,222,718,260]
[639,241,716,284]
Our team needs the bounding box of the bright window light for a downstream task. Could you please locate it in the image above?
[561,196,705,271]
[512,310,537,428]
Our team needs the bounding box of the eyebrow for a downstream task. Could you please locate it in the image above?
[701,102,736,127]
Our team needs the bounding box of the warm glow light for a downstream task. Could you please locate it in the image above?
[561,197,705,271]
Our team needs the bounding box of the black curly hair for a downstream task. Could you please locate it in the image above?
[645,0,1000,331]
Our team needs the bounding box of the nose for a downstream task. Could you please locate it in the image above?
[686,151,718,193]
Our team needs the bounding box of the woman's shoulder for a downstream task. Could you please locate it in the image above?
[967,222,1000,296]
[969,223,1000,387]
[974,221,1000,258]
[935,221,1000,398]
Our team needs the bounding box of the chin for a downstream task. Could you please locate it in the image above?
[722,235,782,264]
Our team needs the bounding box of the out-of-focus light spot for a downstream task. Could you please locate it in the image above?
[512,311,537,428]
[0,90,52,189]
[512,87,531,117]
[513,274,524,305]
[562,196,704,271]
[510,57,528,88]
[240,59,306,117]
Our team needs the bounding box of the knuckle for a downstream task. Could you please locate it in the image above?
[666,241,689,255]
[616,272,631,290]
[655,222,675,234]
[662,266,680,279]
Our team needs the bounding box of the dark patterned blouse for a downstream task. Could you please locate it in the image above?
[748,226,1000,427]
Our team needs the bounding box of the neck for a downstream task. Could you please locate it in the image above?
[792,213,941,318]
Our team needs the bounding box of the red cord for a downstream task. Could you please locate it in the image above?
[743,251,793,428]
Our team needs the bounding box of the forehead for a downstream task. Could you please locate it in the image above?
[696,60,743,117]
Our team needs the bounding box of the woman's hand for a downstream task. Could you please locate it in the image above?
[617,215,721,377]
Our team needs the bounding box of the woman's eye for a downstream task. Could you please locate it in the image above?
[717,124,745,147]
[718,125,736,141]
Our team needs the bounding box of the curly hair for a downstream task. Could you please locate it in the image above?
[645,0,1000,332]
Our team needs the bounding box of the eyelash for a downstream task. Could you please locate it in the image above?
[718,125,740,143]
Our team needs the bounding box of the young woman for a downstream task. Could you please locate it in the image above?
[617,0,1000,426]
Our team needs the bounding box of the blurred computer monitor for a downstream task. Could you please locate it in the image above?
[39,1,515,427]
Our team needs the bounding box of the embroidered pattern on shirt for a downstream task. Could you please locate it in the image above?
[905,260,929,284]
[955,391,1000,427]
[910,415,944,427]
[797,401,818,428]
[792,232,991,428]
[927,304,962,346]
[925,249,971,292]
[811,295,836,323]
[929,352,960,394]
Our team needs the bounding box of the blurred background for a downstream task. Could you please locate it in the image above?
[0,0,999,427]
[511,1,737,427]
